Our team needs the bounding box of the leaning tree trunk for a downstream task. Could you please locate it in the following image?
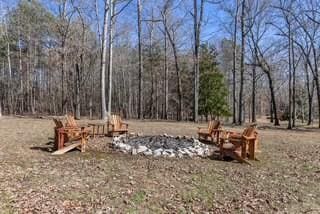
[305,62,313,125]
[172,44,183,121]
[266,72,280,126]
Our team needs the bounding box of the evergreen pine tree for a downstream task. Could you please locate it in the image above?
[199,44,230,119]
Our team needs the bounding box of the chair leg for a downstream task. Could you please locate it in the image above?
[248,140,255,160]
[230,152,251,165]
[81,135,86,153]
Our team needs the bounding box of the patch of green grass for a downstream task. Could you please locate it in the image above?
[126,207,139,214]
[180,173,230,209]
[302,164,314,172]
[0,192,15,214]
[131,190,146,205]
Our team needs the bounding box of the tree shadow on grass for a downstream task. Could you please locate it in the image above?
[30,140,55,153]
[258,125,320,133]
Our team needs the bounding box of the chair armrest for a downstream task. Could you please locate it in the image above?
[107,122,115,130]
[211,128,224,132]
[63,127,82,131]
[243,135,256,140]
[219,131,230,140]
[122,123,129,127]
[197,126,207,130]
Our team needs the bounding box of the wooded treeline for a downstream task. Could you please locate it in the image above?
[0,0,319,128]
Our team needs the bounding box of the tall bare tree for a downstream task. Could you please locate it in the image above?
[238,0,246,125]
[232,0,239,124]
[101,0,109,120]
[192,0,205,122]
[137,0,143,119]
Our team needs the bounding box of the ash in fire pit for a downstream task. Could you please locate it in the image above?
[112,134,213,158]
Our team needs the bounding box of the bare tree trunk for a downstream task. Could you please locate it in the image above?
[305,62,313,125]
[61,50,65,114]
[163,10,168,120]
[5,21,13,114]
[149,11,155,118]
[107,0,114,116]
[270,99,274,123]
[311,48,320,128]
[314,78,320,128]
[74,8,86,120]
[128,70,132,118]
[288,25,292,129]
[292,37,296,127]
[193,0,204,122]
[18,24,24,114]
[75,63,81,119]
[172,44,183,121]
[137,0,143,119]
[163,25,183,120]
[101,1,109,120]
[251,60,256,123]
[7,40,13,114]
[238,0,246,125]
[60,1,67,115]
[267,72,280,126]
[232,0,239,124]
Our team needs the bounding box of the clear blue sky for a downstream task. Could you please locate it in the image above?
[1,0,231,46]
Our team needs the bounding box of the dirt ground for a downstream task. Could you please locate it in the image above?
[0,116,319,213]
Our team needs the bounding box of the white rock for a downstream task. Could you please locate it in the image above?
[153,148,163,157]
[164,149,174,154]
[178,148,186,155]
[196,148,204,156]
[117,143,131,151]
[177,153,184,158]
[183,149,194,157]
[168,153,176,158]
[132,148,137,155]
[137,145,148,153]
[143,149,153,156]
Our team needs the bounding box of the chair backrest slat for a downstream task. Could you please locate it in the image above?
[66,115,78,127]
[243,126,256,138]
[53,118,64,128]
[208,120,220,132]
[110,115,121,130]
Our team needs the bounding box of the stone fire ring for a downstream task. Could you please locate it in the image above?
[111,134,213,158]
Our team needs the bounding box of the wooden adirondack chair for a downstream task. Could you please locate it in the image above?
[107,115,128,136]
[65,115,90,129]
[52,118,89,154]
[65,114,92,133]
[65,114,78,128]
[198,120,222,143]
[219,125,258,164]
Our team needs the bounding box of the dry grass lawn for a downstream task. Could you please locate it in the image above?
[0,116,319,213]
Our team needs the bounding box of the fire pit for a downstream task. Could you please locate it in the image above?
[112,134,213,158]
